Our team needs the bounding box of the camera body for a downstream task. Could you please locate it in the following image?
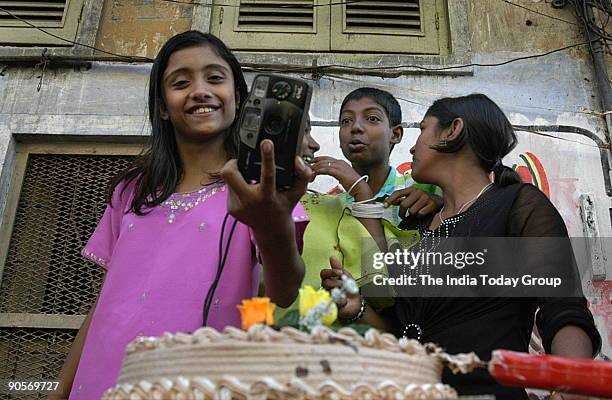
[237,74,312,189]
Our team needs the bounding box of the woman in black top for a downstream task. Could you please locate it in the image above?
[322,94,601,400]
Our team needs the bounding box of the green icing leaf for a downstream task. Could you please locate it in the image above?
[276,309,373,337]
[276,310,300,327]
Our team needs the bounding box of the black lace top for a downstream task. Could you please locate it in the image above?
[387,183,602,400]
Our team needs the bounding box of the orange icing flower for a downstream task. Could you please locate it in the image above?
[237,297,276,330]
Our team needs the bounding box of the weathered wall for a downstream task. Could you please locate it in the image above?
[95,0,192,59]
[469,0,585,53]
[91,0,595,57]
[0,0,610,357]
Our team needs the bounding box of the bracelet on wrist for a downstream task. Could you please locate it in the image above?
[340,297,366,324]
[347,175,369,196]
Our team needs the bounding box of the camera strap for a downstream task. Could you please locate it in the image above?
[202,212,238,326]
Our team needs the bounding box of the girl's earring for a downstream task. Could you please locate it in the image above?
[440,139,448,146]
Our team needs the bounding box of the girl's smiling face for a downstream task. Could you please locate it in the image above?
[161,45,237,143]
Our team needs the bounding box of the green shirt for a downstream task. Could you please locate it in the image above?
[273,168,438,323]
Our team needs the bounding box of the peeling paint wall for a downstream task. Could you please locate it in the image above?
[95,1,193,58]
[469,0,585,53]
[0,0,610,361]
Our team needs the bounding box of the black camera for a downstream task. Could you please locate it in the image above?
[237,74,312,189]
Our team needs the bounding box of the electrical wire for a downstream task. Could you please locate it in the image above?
[321,72,610,117]
[513,127,609,149]
[0,5,600,72]
[501,0,577,25]
[1,2,608,116]
[568,0,611,56]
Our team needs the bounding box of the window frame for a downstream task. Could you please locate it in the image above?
[210,0,331,52]
[330,0,448,54]
[0,0,85,47]
[0,0,104,62]
[196,0,472,76]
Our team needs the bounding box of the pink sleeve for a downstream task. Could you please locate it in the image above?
[249,202,310,260]
[81,181,131,270]
[291,202,309,254]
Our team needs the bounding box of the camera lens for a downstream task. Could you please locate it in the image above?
[271,81,292,100]
[264,116,284,136]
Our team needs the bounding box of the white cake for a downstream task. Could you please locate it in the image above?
[103,325,479,399]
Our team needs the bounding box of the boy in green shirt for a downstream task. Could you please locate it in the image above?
[275,88,440,322]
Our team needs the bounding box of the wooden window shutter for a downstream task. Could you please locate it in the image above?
[211,0,330,51]
[331,0,448,54]
[0,0,85,46]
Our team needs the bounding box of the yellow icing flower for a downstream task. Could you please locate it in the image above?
[298,286,338,326]
[237,297,276,330]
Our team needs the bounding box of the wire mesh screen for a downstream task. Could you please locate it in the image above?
[0,328,77,400]
[0,154,134,314]
[0,153,134,398]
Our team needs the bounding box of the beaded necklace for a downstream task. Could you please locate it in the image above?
[437,182,493,226]
[402,183,494,341]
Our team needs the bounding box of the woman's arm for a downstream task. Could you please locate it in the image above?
[49,294,99,400]
[509,185,601,358]
[549,326,596,400]
[550,325,593,358]
[384,187,442,222]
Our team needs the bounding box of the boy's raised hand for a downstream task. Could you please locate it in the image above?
[311,156,373,201]
[221,139,312,229]
[384,187,442,219]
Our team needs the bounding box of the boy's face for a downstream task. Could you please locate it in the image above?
[339,97,402,169]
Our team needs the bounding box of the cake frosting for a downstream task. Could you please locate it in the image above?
[104,324,482,399]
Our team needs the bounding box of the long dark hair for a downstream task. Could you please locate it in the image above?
[425,93,521,186]
[109,31,248,214]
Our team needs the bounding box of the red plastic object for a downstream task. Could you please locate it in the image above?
[489,349,612,397]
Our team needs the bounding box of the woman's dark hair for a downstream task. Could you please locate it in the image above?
[109,31,248,214]
[425,93,521,186]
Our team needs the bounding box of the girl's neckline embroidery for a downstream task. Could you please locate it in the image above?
[161,182,226,224]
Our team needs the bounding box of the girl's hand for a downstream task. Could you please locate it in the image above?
[384,187,441,218]
[320,256,362,319]
[311,156,373,201]
[221,139,312,230]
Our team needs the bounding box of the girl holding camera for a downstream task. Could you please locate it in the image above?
[53,31,310,400]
